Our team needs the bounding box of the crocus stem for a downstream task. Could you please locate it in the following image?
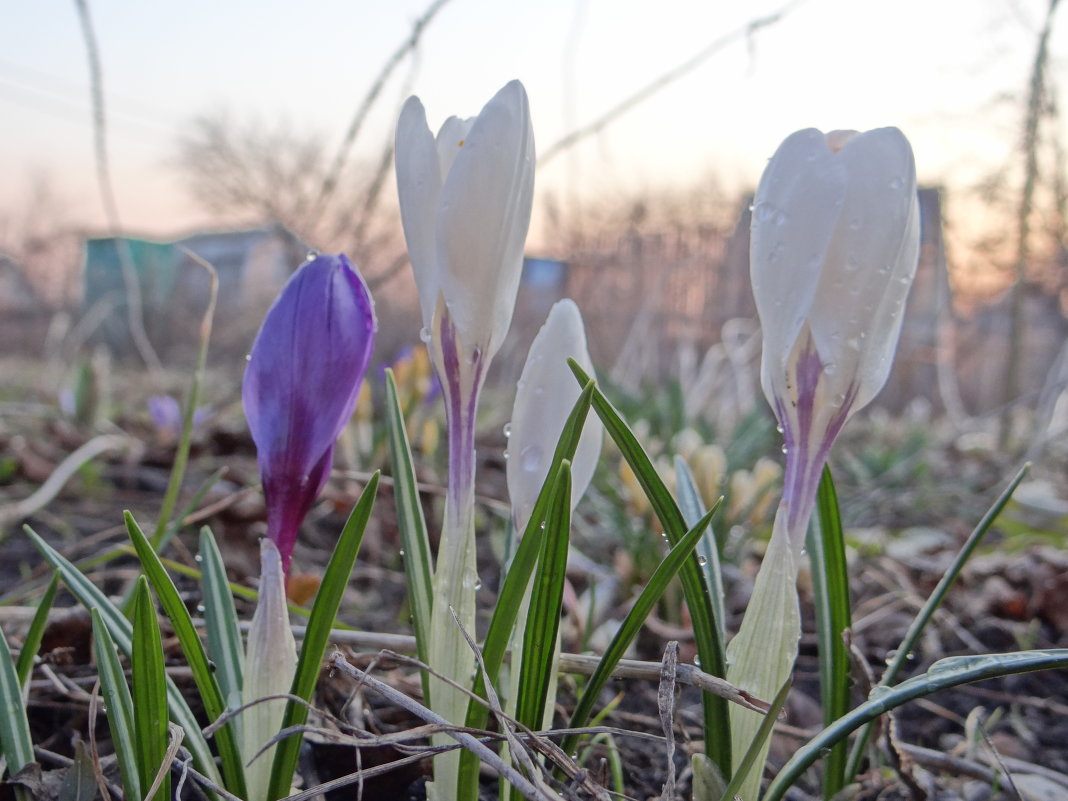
[725,445,824,801]
[426,315,485,801]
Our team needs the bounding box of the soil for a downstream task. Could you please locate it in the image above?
[1,400,1067,801]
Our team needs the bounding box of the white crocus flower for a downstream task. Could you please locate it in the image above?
[727,127,920,801]
[242,539,297,801]
[507,298,602,533]
[395,81,535,801]
[750,127,920,552]
[396,79,535,367]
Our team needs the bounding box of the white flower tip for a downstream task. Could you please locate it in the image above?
[507,299,601,532]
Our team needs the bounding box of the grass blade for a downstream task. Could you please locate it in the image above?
[675,456,726,646]
[124,510,247,797]
[131,576,170,801]
[91,607,142,801]
[560,500,721,761]
[22,524,221,788]
[456,380,596,798]
[805,466,850,800]
[152,255,217,548]
[266,472,380,801]
[514,461,572,730]
[844,462,1029,780]
[569,358,731,774]
[384,370,433,682]
[766,649,1068,801]
[199,527,245,719]
[16,574,58,687]
[716,680,791,801]
[0,623,34,774]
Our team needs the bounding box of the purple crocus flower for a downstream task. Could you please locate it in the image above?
[242,253,375,575]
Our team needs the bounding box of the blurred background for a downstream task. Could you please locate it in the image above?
[2,0,1067,455]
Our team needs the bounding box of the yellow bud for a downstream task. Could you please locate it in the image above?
[689,444,727,510]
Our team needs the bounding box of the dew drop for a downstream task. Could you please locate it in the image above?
[889,177,904,190]
[775,424,784,434]
[419,326,431,343]
[754,202,777,223]
[697,554,708,566]
[305,249,319,261]
[519,444,542,472]
[398,548,405,557]
[195,603,206,613]
[781,444,789,454]
[503,450,510,460]
[473,576,483,590]
[503,423,512,438]
[245,353,252,362]
[194,553,203,563]
[693,655,702,667]
[824,362,837,376]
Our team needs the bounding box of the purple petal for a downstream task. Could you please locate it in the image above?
[242,253,376,570]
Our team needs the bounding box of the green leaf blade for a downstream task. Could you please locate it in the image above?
[125,512,247,796]
[91,608,142,801]
[266,472,380,801]
[131,577,170,801]
[806,467,851,800]
[515,461,572,731]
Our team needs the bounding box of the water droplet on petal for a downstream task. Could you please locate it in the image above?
[473,576,483,590]
[503,423,512,438]
[754,202,777,223]
[419,326,431,343]
[305,249,319,261]
[194,553,203,563]
[889,177,904,190]
[519,444,542,472]
[697,554,708,566]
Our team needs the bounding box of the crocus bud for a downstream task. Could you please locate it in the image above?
[507,299,602,532]
[750,127,919,545]
[395,80,535,364]
[242,253,376,574]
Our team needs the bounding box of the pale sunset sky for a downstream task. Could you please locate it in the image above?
[1,0,1064,251]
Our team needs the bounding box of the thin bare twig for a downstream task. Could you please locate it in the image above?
[313,0,454,220]
[72,0,162,371]
[540,0,805,165]
[328,650,560,801]
[0,435,138,528]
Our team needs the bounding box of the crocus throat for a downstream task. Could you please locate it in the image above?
[438,309,486,514]
[776,333,857,544]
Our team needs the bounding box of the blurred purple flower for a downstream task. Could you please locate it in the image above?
[147,395,208,442]
[242,253,376,574]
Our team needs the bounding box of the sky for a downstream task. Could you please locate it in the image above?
[1,0,1064,250]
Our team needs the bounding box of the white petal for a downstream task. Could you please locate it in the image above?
[242,539,297,801]
[750,128,848,407]
[396,95,444,331]
[438,80,535,357]
[507,299,602,533]
[435,115,476,181]
[807,127,918,407]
